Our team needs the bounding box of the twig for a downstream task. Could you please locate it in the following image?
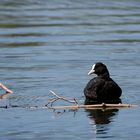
[45,90,78,107]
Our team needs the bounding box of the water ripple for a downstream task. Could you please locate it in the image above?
[0,0,140,140]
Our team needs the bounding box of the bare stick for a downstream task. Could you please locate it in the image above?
[49,90,60,98]
[47,103,137,110]
[46,90,78,107]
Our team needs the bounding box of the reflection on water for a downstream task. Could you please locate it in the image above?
[86,109,119,138]
[86,109,118,124]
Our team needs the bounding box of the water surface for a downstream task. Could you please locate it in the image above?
[0,0,140,140]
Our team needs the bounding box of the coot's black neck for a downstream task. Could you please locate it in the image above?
[98,71,110,79]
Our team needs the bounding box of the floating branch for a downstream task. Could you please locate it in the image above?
[46,103,137,110]
[0,103,136,110]
[44,90,138,110]
[45,90,78,107]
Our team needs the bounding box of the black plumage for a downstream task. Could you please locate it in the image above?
[84,62,122,104]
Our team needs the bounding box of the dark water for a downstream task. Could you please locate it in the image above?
[0,0,140,139]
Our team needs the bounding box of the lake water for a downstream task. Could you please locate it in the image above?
[0,0,140,139]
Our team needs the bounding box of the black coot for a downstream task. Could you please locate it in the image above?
[84,62,122,104]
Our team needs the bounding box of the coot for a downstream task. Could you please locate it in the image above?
[84,62,122,104]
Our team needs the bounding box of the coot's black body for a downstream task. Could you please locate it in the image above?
[84,62,122,104]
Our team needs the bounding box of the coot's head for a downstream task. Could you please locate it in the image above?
[88,62,110,77]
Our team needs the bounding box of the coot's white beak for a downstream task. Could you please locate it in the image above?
[88,64,95,75]
[88,69,95,75]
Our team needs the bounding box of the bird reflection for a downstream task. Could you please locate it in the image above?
[86,108,119,124]
[85,108,119,136]
[85,97,121,124]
